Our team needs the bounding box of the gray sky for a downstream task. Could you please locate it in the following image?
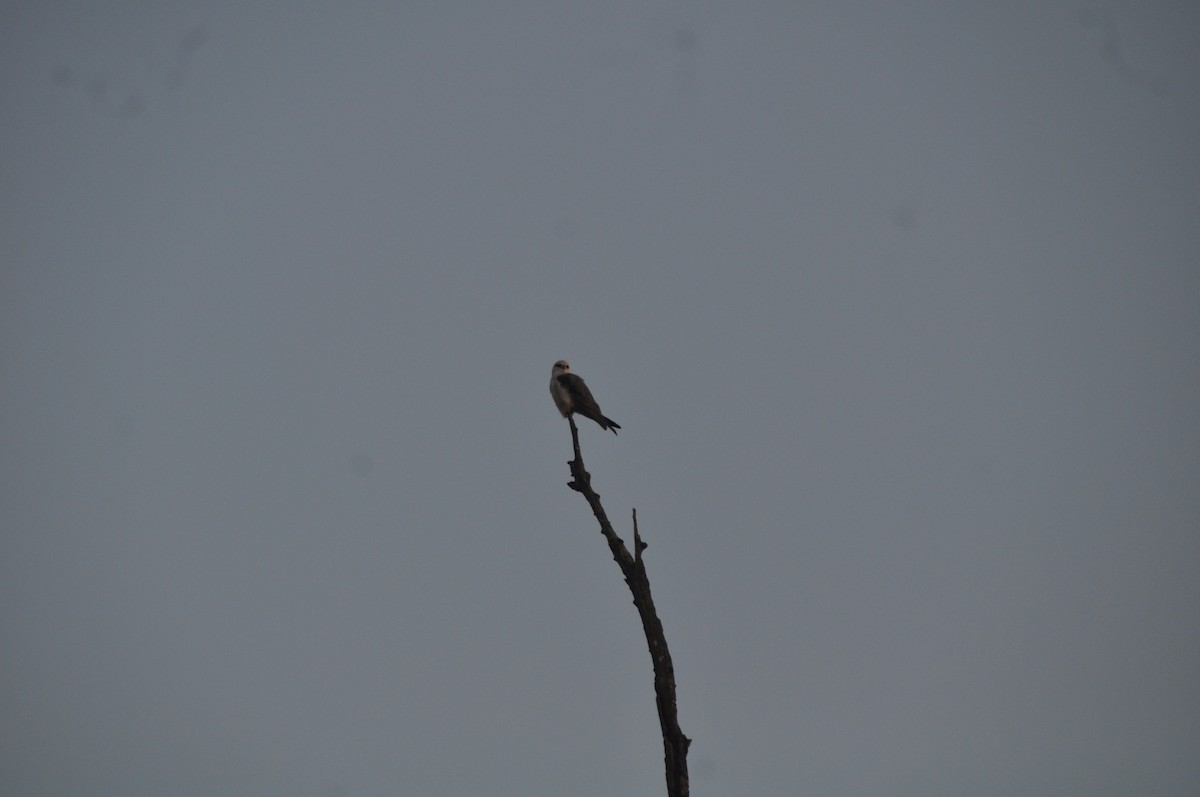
[2,2,1198,795]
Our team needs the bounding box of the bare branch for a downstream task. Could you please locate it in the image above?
[564,418,690,797]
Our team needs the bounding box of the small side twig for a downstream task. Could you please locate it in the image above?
[564,417,690,797]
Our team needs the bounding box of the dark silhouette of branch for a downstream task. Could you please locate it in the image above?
[564,416,690,797]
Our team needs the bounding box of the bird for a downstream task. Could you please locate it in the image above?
[549,360,621,434]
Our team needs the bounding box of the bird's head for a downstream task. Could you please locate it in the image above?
[552,360,570,376]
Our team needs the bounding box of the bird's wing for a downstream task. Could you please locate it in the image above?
[557,372,619,433]
[559,373,601,415]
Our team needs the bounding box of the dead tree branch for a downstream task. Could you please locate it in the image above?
[564,415,690,797]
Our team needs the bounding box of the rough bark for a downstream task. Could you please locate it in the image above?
[565,415,690,797]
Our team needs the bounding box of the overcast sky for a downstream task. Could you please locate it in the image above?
[2,2,1198,795]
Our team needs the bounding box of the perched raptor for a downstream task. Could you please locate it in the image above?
[549,360,621,434]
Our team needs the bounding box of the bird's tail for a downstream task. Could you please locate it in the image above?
[603,417,621,435]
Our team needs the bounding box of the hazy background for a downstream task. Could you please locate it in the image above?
[2,2,1198,794]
